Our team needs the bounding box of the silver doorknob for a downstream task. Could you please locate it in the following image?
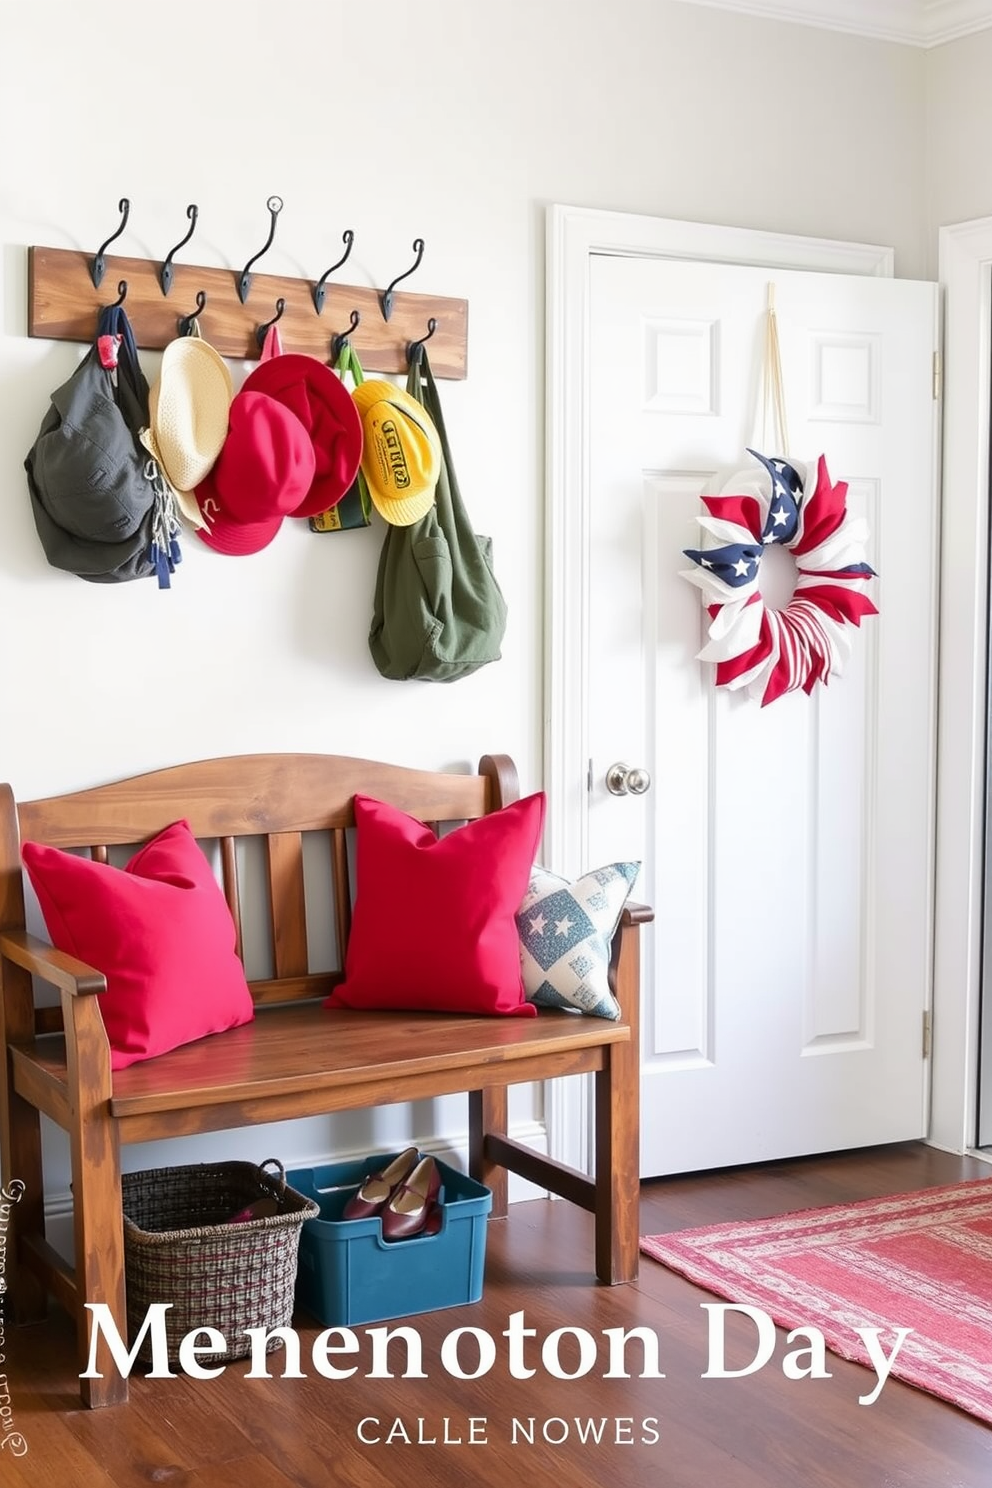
[605,762,651,797]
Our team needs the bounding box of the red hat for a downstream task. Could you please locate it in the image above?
[194,392,316,555]
[241,354,363,517]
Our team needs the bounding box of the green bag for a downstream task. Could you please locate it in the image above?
[309,343,373,532]
[369,350,507,682]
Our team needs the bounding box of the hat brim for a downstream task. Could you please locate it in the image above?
[364,479,437,527]
[139,428,209,530]
[193,461,286,556]
[291,473,352,519]
[196,510,285,556]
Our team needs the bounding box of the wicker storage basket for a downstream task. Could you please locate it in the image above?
[122,1158,319,1364]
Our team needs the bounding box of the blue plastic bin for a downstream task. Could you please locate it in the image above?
[287,1152,492,1327]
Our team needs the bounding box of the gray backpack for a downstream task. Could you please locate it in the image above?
[25,304,180,585]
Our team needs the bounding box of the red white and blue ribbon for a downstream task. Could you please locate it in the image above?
[680,449,877,707]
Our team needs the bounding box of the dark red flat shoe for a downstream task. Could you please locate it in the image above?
[342,1146,419,1220]
[422,1200,443,1237]
[381,1156,442,1241]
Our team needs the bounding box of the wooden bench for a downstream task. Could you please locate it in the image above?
[0,751,651,1408]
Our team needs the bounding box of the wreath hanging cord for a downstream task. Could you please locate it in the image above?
[762,282,790,456]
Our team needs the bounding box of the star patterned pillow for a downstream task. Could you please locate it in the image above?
[516,862,640,1019]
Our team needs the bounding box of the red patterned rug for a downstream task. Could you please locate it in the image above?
[640,1179,992,1424]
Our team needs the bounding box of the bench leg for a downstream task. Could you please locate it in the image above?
[594,1041,640,1284]
[71,1112,127,1407]
[64,996,128,1407]
[468,1088,508,1218]
[1,1088,47,1323]
[0,957,47,1323]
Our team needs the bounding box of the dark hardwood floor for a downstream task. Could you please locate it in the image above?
[5,1142,992,1487]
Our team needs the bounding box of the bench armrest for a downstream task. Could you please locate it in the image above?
[0,928,113,1092]
[0,928,107,996]
[606,899,653,1023]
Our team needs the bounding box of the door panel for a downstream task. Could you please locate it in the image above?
[587,254,938,1176]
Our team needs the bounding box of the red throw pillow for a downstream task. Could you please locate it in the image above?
[22,820,254,1070]
[326,792,546,1017]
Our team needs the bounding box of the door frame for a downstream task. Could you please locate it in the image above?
[931,217,992,1156]
[544,204,914,1175]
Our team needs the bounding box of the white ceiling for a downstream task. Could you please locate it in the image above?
[676,0,992,46]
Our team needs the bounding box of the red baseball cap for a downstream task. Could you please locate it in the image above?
[241,353,363,517]
[194,392,316,556]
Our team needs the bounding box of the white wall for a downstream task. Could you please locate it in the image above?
[0,0,927,1201]
[926,29,992,264]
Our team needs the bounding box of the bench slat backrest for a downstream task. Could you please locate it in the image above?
[0,753,517,1024]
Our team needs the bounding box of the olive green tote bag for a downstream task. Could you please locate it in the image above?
[369,350,507,682]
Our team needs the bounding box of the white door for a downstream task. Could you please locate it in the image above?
[586,254,939,1177]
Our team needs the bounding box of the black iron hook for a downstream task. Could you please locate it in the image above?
[407,316,438,367]
[331,309,361,362]
[238,195,284,304]
[91,198,130,288]
[178,290,207,337]
[255,296,286,350]
[111,279,128,307]
[313,229,355,315]
[160,204,199,296]
[380,237,425,321]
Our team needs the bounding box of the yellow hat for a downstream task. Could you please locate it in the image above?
[351,380,441,526]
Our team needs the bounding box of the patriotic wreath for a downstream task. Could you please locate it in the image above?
[680,449,877,707]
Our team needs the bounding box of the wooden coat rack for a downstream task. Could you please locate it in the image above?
[28,245,469,380]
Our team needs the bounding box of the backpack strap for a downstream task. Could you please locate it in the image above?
[97,304,179,588]
[407,349,451,458]
[97,303,148,417]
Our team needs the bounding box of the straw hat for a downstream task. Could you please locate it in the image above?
[144,334,234,529]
